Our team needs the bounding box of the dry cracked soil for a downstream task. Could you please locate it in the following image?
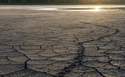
[0,9,125,77]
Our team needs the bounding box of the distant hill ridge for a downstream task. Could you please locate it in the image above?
[0,0,125,4]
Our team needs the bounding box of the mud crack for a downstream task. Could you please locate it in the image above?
[55,22,120,77]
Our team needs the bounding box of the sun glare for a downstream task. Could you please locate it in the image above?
[94,7,101,11]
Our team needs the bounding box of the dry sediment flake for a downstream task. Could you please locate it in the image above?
[97,68,125,77]
[0,62,24,75]
[4,69,34,77]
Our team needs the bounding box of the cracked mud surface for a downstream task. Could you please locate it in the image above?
[0,10,125,77]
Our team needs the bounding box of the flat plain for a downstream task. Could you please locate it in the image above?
[0,6,125,77]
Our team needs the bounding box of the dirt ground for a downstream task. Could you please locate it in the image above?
[0,8,125,77]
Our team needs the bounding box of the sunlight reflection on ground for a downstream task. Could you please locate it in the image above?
[0,5,125,11]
